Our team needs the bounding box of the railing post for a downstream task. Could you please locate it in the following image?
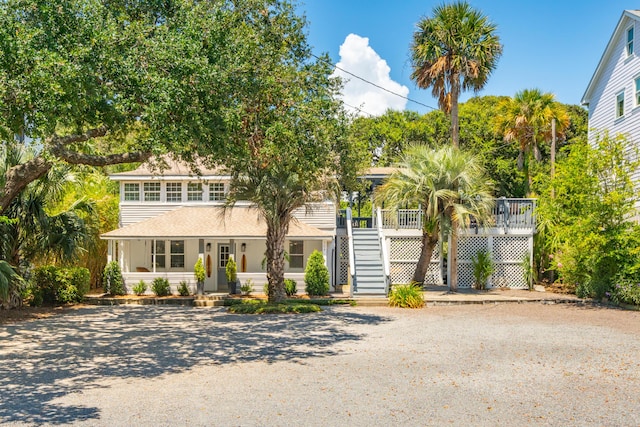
[346,208,356,296]
[377,207,391,294]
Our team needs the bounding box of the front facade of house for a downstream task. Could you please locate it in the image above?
[102,160,336,294]
[582,9,640,212]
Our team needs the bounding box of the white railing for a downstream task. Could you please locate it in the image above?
[376,207,391,294]
[346,208,356,296]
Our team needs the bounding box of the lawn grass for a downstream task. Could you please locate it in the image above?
[224,297,355,313]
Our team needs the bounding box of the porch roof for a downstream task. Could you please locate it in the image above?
[101,206,332,240]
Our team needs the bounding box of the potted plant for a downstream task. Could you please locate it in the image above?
[226,256,238,294]
[194,257,206,295]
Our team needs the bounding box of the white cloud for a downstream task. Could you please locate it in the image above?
[332,34,409,117]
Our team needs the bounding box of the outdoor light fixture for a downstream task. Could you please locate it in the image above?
[241,243,246,252]
[206,243,211,252]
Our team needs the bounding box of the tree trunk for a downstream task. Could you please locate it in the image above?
[412,230,438,284]
[265,220,288,303]
[450,77,460,148]
[449,222,459,292]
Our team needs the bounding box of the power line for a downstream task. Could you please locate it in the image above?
[310,52,438,112]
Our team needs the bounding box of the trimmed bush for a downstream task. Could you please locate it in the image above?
[194,258,205,283]
[304,250,329,296]
[103,261,125,296]
[133,280,147,296]
[284,279,297,296]
[177,280,190,296]
[151,277,171,296]
[30,266,90,305]
[388,283,425,308]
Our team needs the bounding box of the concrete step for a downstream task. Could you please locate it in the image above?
[193,299,226,307]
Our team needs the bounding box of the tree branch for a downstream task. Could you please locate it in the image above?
[0,157,52,214]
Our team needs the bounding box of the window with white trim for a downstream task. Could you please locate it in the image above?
[616,92,625,118]
[170,240,185,268]
[627,26,635,56]
[144,182,161,201]
[209,183,226,201]
[152,240,166,268]
[124,183,140,201]
[289,240,304,269]
[635,78,640,107]
[166,182,182,202]
[187,183,203,201]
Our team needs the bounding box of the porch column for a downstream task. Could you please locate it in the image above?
[118,240,125,271]
[152,239,156,273]
[107,240,113,263]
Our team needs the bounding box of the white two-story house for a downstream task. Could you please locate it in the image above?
[101,159,337,294]
[582,9,640,212]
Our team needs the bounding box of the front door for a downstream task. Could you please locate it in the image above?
[217,243,230,290]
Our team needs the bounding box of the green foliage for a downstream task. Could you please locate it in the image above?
[240,279,254,295]
[536,134,640,299]
[103,261,125,296]
[304,250,329,296]
[521,252,536,291]
[177,281,190,296]
[388,283,425,308]
[151,278,171,297]
[471,250,495,290]
[227,300,321,314]
[194,257,205,283]
[30,265,90,305]
[133,280,148,296]
[226,257,237,283]
[609,282,640,306]
[284,279,297,297]
[0,260,17,301]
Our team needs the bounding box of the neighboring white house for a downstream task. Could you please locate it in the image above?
[101,159,337,294]
[581,9,640,212]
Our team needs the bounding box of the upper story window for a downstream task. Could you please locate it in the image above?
[627,26,635,56]
[616,92,625,118]
[124,183,140,201]
[166,182,182,202]
[635,78,640,106]
[288,240,304,269]
[187,183,203,201]
[209,183,226,201]
[144,182,161,201]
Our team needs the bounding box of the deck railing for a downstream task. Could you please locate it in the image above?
[337,199,536,230]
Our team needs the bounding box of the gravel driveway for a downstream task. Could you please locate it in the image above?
[0,303,639,426]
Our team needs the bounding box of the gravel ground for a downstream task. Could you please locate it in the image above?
[0,303,639,426]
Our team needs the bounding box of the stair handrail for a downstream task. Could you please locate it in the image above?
[376,207,391,294]
[346,207,356,296]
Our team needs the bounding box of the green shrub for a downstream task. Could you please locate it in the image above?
[227,300,321,314]
[388,283,425,308]
[133,280,147,296]
[263,282,269,295]
[471,250,495,290]
[30,266,90,305]
[240,279,254,295]
[609,282,640,306]
[304,250,329,296]
[103,261,125,296]
[284,279,297,296]
[194,258,205,283]
[177,280,190,296]
[151,277,171,296]
[226,257,237,282]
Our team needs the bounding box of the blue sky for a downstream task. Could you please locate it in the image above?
[298,0,632,116]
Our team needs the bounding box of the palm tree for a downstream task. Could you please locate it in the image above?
[410,1,502,147]
[495,88,569,195]
[375,145,494,289]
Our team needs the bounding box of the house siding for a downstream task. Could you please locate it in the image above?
[586,14,640,213]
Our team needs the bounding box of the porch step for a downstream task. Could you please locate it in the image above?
[351,228,387,296]
[193,293,227,307]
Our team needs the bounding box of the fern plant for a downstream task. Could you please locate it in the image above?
[388,283,424,308]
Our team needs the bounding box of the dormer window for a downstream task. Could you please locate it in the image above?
[124,183,140,201]
[166,183,182,202]
[187,183,203,201]
[627,26,634,56]
[209,183,226,201]
[144,182,161,201]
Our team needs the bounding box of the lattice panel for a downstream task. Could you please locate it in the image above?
[389,238,439,262]
[337,236,349,285]
[390,262,417,284]
[457,263,475,288]
[493,236,529,262]
[425,262,442,285]
[457,236,488,260]
[390,238,422,260]
[493,263,527,289]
